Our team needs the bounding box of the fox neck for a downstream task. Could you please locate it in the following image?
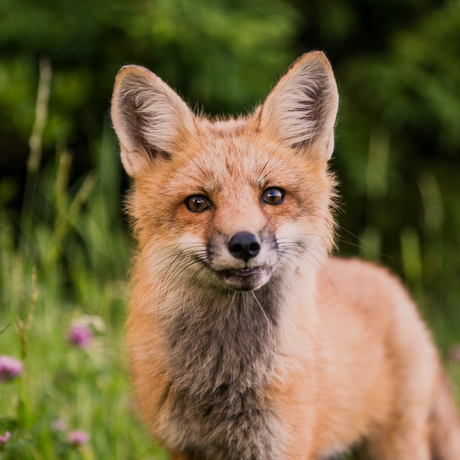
[158,264,320,459]
[158,278,289,459]
[158,264,319,388]
[163,280,284,392]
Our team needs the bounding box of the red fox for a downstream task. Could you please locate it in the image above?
[111,52,460,459]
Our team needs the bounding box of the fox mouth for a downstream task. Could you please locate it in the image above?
[214,266,272,291]
[222,267,264,278]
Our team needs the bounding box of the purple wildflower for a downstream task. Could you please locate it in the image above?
[67,430,90,448]
[0,355,23,382]
[68,324,92,348]
[0,431,10,449]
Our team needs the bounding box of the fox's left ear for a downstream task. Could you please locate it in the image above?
[111,65,197,178]
[258,51,339,161]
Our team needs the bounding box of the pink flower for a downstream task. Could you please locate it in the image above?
[0,431,11,449]
[67,430,90,448]
[68,324,92,348]
[0,355,23,382]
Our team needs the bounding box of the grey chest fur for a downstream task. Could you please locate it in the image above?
[161,287,284,460]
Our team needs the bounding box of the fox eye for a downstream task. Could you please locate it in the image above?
[185,195,211,213]
[262,187,285,205]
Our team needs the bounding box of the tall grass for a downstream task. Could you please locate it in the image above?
[0,63,167,460]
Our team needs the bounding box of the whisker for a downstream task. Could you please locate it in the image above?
[251,291,271,331]
[336,225,392,261]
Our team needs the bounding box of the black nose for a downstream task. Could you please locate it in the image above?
[228,232,261,262]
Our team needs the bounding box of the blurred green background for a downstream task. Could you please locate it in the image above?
[1,0,459,458]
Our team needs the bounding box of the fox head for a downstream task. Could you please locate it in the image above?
[111,52,338,292]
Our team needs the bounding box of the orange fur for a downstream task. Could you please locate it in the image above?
[112,52,460,459]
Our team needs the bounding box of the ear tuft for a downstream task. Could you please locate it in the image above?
[258,52,339,160]
[111,66,196,177]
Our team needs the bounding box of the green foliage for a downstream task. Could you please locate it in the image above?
[328,0,460,345]
[0,0,298,151]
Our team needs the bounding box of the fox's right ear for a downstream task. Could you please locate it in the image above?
[258,52,339,161]
[111,66,196,177]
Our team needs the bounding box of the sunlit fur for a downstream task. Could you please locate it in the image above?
[111,52,460,459]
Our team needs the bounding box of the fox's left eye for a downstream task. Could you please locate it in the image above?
[185,195,212,213]
[262,187,285,205]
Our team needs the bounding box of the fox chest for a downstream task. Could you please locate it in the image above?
[160,380,282,460]
[157,296,284,460]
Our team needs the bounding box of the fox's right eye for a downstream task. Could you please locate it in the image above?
[185,195,212,213]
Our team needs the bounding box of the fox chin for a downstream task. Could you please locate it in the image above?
[111,51,460,460]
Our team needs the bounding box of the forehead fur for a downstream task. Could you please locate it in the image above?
[199,115,256,137]
[152,114,323,195]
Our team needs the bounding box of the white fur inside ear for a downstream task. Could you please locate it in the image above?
[259,52,339,160]
[111,66,196,177]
